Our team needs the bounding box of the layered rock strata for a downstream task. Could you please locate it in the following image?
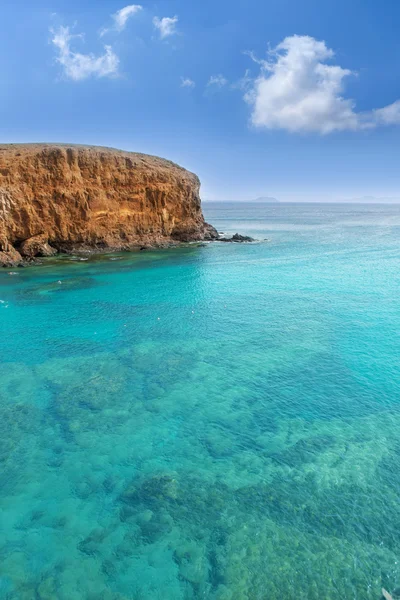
[0,144,217,266]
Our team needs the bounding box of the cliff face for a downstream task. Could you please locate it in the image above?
[0,144,217,265]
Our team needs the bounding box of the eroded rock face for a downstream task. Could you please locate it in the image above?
[19,234,57,258]
[0,245,23,267]
[0,144,217,265]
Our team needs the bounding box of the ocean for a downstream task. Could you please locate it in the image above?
[1,202,400,599]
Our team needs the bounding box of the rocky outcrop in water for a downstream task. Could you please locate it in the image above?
[219,233,255,243]
[0,144,218,266]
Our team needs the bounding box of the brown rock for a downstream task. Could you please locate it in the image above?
[0,144,215,266]
[19,234,57,258]
[0,245,23,267]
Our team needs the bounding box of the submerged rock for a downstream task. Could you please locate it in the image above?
[120,473,179,506]
[19,276,98,299]
[270,435,335,467]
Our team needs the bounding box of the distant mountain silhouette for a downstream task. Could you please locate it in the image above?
[251,196,279,203]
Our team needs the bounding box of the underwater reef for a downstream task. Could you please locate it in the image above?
[2,205,400,599]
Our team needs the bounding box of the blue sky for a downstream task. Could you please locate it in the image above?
[2,0,400,201]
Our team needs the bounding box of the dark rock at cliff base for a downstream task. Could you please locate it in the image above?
[19,234,57,258]
[171,222,218,242]
[203,223,219,240]
[219,233,255,243]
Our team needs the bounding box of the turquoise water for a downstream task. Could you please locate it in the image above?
[1,202,400,599]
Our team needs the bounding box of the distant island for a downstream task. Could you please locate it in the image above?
[251,196,280,203]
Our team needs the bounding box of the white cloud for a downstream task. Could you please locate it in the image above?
[51,26,119,81]
[181,77,195,88]
[244,34,400,134]
[113,4,142,30]
[373,100,400,125]
[207,74,228,88]
[153,16,178,39]
[100,4,142,36]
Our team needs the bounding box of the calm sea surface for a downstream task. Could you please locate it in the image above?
[1,202,400,599]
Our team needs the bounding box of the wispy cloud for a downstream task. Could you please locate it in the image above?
[100,4,142,37]
[231,69,252,91]
[51,26,119,81]
[244,34,400,134]
[153,16,178,39]
[181,77,195,88]
[207,74,228,88]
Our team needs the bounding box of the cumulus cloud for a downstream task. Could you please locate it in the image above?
[153,16,178,39]
[207,74,228,88]
[244,34,400,134]
[100,4,142,36]
[181,77,195,88]
[51,26,119,81]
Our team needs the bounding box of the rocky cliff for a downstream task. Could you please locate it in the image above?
[0,144,217,266]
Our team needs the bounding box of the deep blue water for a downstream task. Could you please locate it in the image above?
[1,202,400,599]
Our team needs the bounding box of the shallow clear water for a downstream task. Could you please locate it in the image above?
[1,202,400,599]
